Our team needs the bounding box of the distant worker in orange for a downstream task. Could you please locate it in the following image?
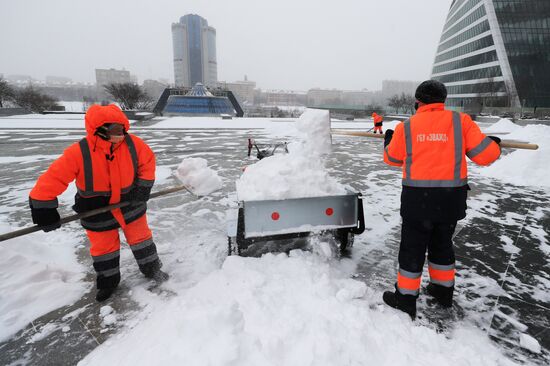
[381,80,501,319]
[372,112,384,134]
[29,104,168,302]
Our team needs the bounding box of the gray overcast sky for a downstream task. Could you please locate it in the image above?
[0,0,451,91]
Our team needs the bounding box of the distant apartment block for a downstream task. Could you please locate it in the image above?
[5,74,34,84]
[172,14,218,87]
[431,0,550,109]
[95,68,131,88]
[143,79,169,101]
[45,76,72,85]
[381,80,419,97]
[342,90,373,106]
[217,77,256,105]
[307,89,343,106]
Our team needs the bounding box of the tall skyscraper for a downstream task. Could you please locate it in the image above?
[430,0,550,110]
[172,14,218,88]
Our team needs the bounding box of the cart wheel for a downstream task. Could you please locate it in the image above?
[337,229,354,252]
[235,208,246,255]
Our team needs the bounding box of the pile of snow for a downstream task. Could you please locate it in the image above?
[174,157,223,196]
[100,305,118,327]
[476,123,550,188]
[484,118,523,134]
[519,333,542,354]
[293,108,332,155]
[236,109,347,201]
[58,101,85,113]
[80,251,513,366]
[0,222,88,342]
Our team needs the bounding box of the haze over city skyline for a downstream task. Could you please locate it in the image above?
[1,0,451,91]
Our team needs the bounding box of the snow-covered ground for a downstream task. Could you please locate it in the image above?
[0,112,548,365]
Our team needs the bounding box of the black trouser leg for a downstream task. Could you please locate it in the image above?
[426,221,457,307]
[427,222,456,266]
[394,219,434,300]
[130,238,162,277]
[398,219,433,273]
[92,251,121,290]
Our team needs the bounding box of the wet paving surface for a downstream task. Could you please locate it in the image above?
[0,120,548,365]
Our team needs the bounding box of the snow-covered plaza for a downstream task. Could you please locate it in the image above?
[0,113,549,365]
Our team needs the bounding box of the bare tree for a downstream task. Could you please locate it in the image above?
[387,94,401,114]
[13,85,59,113]
[104,83,153,110]
[0,77,16,108]
[399,93,416,114]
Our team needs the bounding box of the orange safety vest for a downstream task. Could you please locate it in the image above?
[29,105,156,231]
[383,103,500,188]
[372,113,383,124]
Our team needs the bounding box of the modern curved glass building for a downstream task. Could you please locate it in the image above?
[162,83,236,116]
[172,14,218,88]
[431,0,550,111]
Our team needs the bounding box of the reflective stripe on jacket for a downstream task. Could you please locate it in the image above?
[383,103,500,188]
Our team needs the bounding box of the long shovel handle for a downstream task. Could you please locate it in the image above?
[331,130,539,150]
[332,130,385,139]
[499,141,539,150]
[0,185,191,243]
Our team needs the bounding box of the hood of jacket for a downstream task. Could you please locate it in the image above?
[84,104,130,137]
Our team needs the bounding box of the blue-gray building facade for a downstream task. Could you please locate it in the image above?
[431,0,550,110]
[172,14,218,88]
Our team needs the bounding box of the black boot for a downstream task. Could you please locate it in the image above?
[147,269,170,283]
[95,271,120,302]
[383,288,417,319]
[96,287,117,302]
[426,283,453,308]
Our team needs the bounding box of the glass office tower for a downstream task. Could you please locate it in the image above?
[431,0,550,110]
[172,14,218,88]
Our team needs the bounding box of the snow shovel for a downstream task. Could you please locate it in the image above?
[331,129,539,150]
[0,185,194,243]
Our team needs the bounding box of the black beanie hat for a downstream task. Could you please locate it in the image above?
[415,80,447,104]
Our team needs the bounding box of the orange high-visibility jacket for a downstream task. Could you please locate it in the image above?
[372,113,383,124]
[29,105,155,231]
[384,103,500,187]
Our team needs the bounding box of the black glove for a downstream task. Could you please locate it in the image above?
[128,186,152,203]
[31,207,61,232]
[384,129,394,147]
[488,136,501,145]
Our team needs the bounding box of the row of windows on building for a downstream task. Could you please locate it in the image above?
[445,81,506,95]
[445,96,509,108]
[501,29,550,48]
[493,0,550,14]
[164,97,235,115]
[435,34,494,64]
[433,50,498,75]
[433,65,502,84]
[441,3,486,43]
[444,0,481,33]
[438,19,490,54]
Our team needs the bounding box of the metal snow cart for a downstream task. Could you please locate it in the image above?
[227,191,365,256]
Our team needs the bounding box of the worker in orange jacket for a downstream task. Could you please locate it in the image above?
[382,80,501,319]
[372,112,384,134]
[29,104,168,302]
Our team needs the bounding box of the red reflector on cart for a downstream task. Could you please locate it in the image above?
[271,212,280,220]
[325,208,334,216]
